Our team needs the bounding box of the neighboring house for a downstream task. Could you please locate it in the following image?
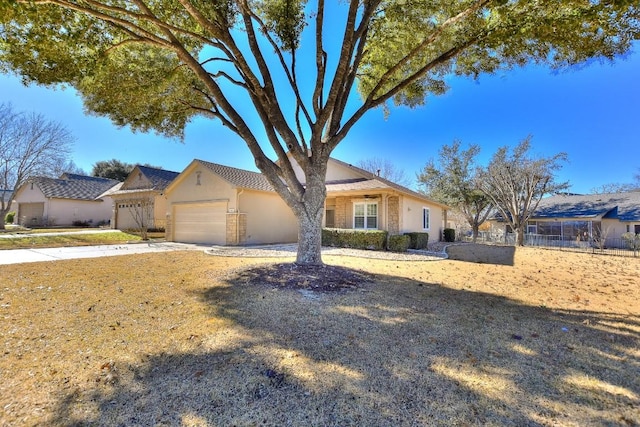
[164,157,449,246]
[12,174,120,227]
[110,165,180,231]
[489,191,640,243]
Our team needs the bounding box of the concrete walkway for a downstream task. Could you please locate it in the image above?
[0,242,210,265]
[0,228,121,238]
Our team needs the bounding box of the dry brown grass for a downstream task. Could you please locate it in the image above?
[1,245,638,426]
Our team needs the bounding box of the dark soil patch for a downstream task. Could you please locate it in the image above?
[228,262,374,292]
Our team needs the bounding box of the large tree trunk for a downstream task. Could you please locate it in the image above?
[516,227,525,246]
[471,224,479,243]
[293,165,327,265]
[296,208,324,265]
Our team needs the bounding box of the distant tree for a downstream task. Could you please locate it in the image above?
[91,159,135,181]
[92,159,161,182]
[477,137,569,246]
[590,183,638,194]
[55,160,86,177]
[0,103,74,229]
[417,140,492,242]
[1,1,637,264]
[591,168,640,194]
[357,157,411,188]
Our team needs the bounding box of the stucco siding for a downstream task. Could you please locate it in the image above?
[291,158,367,183]
[601,218,627,241]
[46,198,112,226]
[238,189,298,244]
[166,168,236,207]
[400,196,444,238]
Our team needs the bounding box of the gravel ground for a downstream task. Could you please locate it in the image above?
[205,241,453,261]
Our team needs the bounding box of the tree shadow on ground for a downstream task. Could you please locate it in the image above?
[52,266,639,426]
[447,243,516,266]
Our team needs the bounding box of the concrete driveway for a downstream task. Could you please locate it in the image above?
[0,242,210,265]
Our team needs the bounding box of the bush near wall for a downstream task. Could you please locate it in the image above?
[5,211,16,224]
[388,234,410,252]
[405,232,429,249]
[443,228,456,242]
[322,228,388,250]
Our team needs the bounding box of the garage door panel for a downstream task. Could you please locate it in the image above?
[174,203,226,244]
[19,203,44,226]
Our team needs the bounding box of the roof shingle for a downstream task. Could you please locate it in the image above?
[533,192,640,221]
[31,174,120,201]
[197,159,275,192]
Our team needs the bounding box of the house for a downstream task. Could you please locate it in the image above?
[110,165,180,231]
[12,173,120,227]
[489,191,640,243]
[164,157,449,245]
[164,159,299,245]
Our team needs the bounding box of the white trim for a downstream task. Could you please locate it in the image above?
[422,207,431,230]
[353,201,378,229]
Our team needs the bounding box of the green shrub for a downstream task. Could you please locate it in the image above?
[322,228,387,250]
[405,232,429,249]
[443,228,455,242]
[388,234,410,252]
[5,211,15,224]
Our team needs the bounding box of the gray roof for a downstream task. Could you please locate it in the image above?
[31,174,120,201]
[197,159,275,192]
[533,192,640,221]
[135,166,180,190]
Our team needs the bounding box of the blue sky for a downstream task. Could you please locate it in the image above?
[1,43,638,194]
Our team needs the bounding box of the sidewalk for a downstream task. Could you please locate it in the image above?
[0,242,209,265]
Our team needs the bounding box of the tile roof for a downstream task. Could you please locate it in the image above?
[135,166,180,190]
[31,174,120,201]
[533,191,640,221]
[196,159,275,192]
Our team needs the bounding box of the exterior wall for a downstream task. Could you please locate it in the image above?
[601,218,627,241]
[123,168,152,190]
[14,184,111,226]
[165,167,236,242]
[112,193,168,230]
[15,185,47,225]
[45,198,112,226]
[238,189,298,244]
[226,213,247,245]
[291,157,367,183]
[324,160,364,182]
[400,196,444,239]
[387,196,400,234]
[166,167,237,207]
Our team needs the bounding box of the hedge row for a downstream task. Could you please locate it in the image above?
[322,228,387,250]
[321,229,429,253]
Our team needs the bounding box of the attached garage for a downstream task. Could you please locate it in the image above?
[173,202,227,244]
[18,202,45,226]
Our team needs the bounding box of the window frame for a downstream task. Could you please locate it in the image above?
[353,201,378,230]
[422,207,430,230]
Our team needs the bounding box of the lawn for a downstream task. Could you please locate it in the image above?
[0,246,638,426]
[0,230,167,249]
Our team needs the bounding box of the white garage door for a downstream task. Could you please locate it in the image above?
[173,202,227,244]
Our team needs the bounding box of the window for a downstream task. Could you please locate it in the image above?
[325,209,335,228]
[422,207,430,230]
[354,202,377,229]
